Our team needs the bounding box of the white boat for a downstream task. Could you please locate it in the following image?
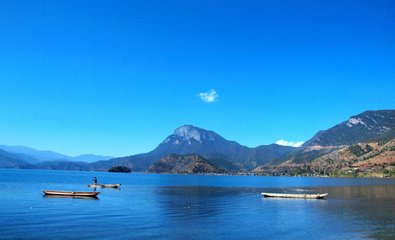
[261,192,328,199]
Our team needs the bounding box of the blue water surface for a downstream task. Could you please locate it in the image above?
[0,169,394,239]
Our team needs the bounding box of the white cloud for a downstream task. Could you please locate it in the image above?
[198,89,218,103]
[276,139,304,147]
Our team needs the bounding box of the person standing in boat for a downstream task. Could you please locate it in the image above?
[93,176,97,185]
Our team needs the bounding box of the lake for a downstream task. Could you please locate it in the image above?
[0,169,394,239]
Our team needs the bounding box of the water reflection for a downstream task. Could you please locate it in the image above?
[153,186,262,239]
[43,195,99,200]
[94,187,121,192]
[313,185,395,239]
[314,185,395,200]
[155,186,237,219]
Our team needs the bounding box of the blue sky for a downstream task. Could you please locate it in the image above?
[0,0,394,156]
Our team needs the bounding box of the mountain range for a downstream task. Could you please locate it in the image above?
[1,109,394,177]
[0,145,113,164]
[92,125,295,172]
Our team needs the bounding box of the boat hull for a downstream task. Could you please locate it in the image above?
[43,190,100,197]
[88,184,121,188]
[261,192,328,199]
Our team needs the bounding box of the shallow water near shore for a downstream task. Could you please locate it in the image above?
[0,169,394,239]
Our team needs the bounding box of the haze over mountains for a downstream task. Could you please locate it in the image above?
[1,109,394,177]
[0,145,113,163]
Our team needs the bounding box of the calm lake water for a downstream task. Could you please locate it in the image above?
[0,169,394,240]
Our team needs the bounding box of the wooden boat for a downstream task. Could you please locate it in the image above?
[88,183,121,188]
[42,190,100,197]
[261,192,328,199]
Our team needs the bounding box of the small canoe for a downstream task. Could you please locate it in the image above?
[88,184,121,188]
[43,190,100,197]
[261,192,328,199]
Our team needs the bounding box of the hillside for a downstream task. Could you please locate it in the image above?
[310,140,395,177]
[254,139,395,177]
[256,110,395,176]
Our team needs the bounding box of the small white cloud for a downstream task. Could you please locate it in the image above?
[276,139,304,147]
[198,89,218,103]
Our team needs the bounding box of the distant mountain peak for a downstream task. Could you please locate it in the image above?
[174,125,204,142]
[161,125,219,145]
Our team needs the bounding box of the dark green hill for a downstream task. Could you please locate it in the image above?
[148,154,227,174]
